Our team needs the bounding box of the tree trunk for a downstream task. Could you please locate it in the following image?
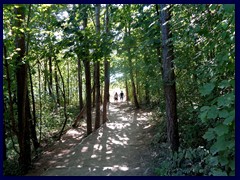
[72,84,95,127]
[54,58,60,106]
[94,4,101,130]
[82,5,92,135]
[3,44,17,134]
[155,4,161,66]
[102,4,110,124]
[92,64,96,108]
[56,60,68,140]
[125,79,130,101]
[27,91,40,151]
[28,70,40,150]
[125,23,140,109]
[3,102,7,161]
[48,56,53,96]
[128,56,139,108]
[77,55,83,110]
[37,62,42,142]
[25,4,39,151]
[14,5,31,173]
[145,83,150,104]
[67,61,70,105]
[160,4,179,152]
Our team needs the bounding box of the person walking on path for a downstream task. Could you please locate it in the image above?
[120,91,124,101]
[114,92,118,102]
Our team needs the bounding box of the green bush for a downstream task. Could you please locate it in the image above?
[3,160,22,176]
[155,146,234,176]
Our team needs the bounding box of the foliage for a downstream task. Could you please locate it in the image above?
[3,159,22,176]
[3,4,235,176]
[155,146,234,176]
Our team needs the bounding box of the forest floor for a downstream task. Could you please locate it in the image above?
[26,102,158,176]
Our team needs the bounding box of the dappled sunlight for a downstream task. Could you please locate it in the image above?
[66,129,84,139]
[56,165,66,168]
[81,146,89,153]
[107,137,125,146]
[143,124,152,129]
[39,101,154,176]
[56,150,71,157]
[102,165,129,172]
[106,122,131,130]
[93,144,103,151]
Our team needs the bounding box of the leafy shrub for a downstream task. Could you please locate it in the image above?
[155,146,234,176]
[3,160,22,176]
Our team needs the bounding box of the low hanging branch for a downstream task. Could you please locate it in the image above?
[72,83,95,128]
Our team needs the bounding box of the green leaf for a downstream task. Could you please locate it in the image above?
[199,83,215,96]
[218,80,230,89]
[227,139,235,149]
[221,20,228,30]
[207,105,218,119]
[223,110,235,125]
[218,156,229,166]
[214,124,229,136]
[185,150,192,159]
[209,156,218,166]
[211,169,228,176]
[229,160,235,171]
[199,111,208,122]
[223,115,234,125]
[19,28,24,33]
[218,109,229,118]
[223,4,235,13]
[200,106,209,111]
[210,136,227,155]
[217,93,234,107]
[203,128,215,141]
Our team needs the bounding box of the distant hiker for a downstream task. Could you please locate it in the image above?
[120,91,124,101]
[114,92,118,102]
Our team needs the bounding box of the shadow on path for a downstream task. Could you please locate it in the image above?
[32,102,155,176]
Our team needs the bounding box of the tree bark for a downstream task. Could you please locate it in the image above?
[125,79,130,101]
[160,4,179,152]
[14,5,31,173]
[37,62,43,143]
[67,61,70,104]
[125,20,140,109]
[94,4,101,130]
[48,56,53,96]
[26,4,39,151]
[3,44,17,134]
[102,4,110,124]
[44,59,47,94]
[82,5,92,135]
[3,102,7,161]
[72,83,95,127]
[54,58,60,106]
[77,55,83,110]
[27,91,40,151]
[56,60,68,140]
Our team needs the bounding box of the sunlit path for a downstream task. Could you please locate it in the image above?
[40,102,154,176]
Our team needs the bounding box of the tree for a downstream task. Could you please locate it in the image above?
[14,4,32,173]
[160,4,179,152]
[82,5,92,135]
[102,4,110,124]
[124,5,140,109]
[77,54,83,110]
[94,4,101,130]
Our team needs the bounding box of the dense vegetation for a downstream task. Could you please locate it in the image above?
[3,4,235,176]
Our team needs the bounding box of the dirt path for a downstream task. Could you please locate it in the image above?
[27,102,156,176]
